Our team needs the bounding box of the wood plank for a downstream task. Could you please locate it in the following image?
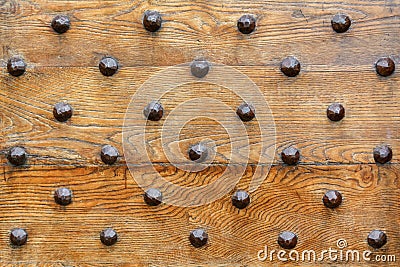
[0,0,399,67]
[1,67,399,165]
[0,164,398,266]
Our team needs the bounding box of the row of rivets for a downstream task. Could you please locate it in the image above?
[6,145,119,166]
[4,143,392,167]
[47,13,354,35]
[6,56,396,78]
[8,226,386,249]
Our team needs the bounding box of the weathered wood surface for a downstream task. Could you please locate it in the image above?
[0,67,399,165]
[0,165,399,266]
[0,0,399,266]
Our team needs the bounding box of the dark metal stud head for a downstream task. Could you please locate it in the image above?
[367,230,387,249]
[101,145,119,165]
[236,103,255,122]
[375,57,395,77]
[232,190,250,209]
[322,190,342,209]
[188,143,208,162]
[281,146,300,165]
[7,146,27,166]
[327,103,345,122]
[7,57,26,77]
[51,15,71,34]
[373,145,392,164]
[143,10,162,32]
[190,60,210,78]
[53,102,73,122]
[278,231,298,249]
[144,188,162,206]
[143,101,163,121]
[99,56,118,77]
[237,14,256,34]
[100,228,118,246]
[331,14,351,33]
[280,56,301,77]
[10,228,28,246]
[54,187,72,206]
[189,228,208,248]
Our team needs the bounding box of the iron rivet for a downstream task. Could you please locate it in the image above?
[190,60,210,78]
[10,228,28,246]
[278,231,298,249]
[232,190,250,209]
[281,146,300,165]
[51,15,70,34]
[373,145,392,164]
[327,103,345,122]
[367,230,387,249]
[237,14,256,34]
[375,57,395,77]
[143,101,163,121]
[100,228,118,246]
[144,188,163,206]
[189,228,208,248]
[322,190,342,208]
[53,102,73,122]
[7,146,27,166]
[331,14,351,33]
[7,56,26,77]
[99,56,118,77]
[143,10,162,32]
[188,143,208,162]
[236,103,255,122]
[54,187,72,206]
[280,56,301,77]
[101,145,119,165]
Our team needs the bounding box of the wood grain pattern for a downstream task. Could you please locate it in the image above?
[0,164,398,266]
[0,67,399,165]
[0,0,399,67]
[0,0,399,266]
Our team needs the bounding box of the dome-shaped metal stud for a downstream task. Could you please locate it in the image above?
[231,190,250,209]
[373,145,392,164]
[236,103,255,122]
[188,143,208,162]
[322,190,342,209]
[7,146,27,166]
[143,101,163,121]
[367,230,387,249]
[144,188,163,206]
[237,14,256,34]
[327,103,345,122]
[101,145,119,165]
[280,56,301,77]
[10,228,28,246]
[331,14,351,33]
[99,56,118,77]
[281,146,300,165]
[53,102,73,122]
[7,56,26,77]
[51,15,71,34]
[190,60,210,78]
[143,10,162,32]
[100,228,118,246]
[375,57,395,77]
[189,228,208,248]
[278,231,298,249]
[54,187,73,206]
